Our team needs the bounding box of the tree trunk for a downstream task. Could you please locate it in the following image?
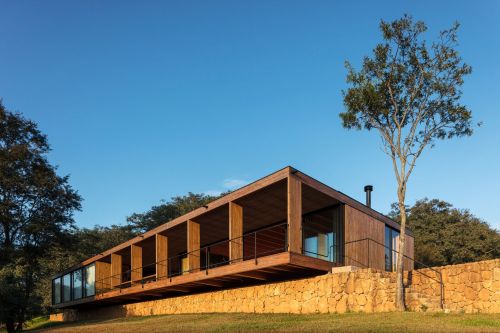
[5,319,15,333]
[395,189,407,311]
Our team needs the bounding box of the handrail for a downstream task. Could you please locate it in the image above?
[94,222,288,294]
[344,237,444,310]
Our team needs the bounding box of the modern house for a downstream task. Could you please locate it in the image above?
[51,167,414,310]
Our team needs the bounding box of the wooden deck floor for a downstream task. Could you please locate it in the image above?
[55,252,333,309]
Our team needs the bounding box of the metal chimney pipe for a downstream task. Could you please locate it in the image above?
[364,185,373,208]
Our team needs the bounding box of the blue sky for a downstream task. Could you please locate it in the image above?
[1,1,499,230]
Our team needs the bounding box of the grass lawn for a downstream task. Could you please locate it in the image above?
[12,312,499,333]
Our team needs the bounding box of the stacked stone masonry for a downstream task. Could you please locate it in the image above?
[52,259,499,321]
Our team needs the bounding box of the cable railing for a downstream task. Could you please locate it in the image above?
[344,238,444,310]
[94,222,288,295]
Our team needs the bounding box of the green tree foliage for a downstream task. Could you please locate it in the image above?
[127,192,226,234]
[389,199,500,267]
[340,14,474,309]
[0,102,82,332]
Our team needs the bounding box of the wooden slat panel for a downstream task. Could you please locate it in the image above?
[187,220,200,272]
[344,205,385,270]
[95,261,111,293]
[229,202,243,263]
[156,234,168,279]
[287,174,302,253]
[131,244,142,282]
[111,254,122,288]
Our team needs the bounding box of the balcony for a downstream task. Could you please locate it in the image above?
[52,169,348,309]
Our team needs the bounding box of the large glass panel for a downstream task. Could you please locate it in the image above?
[53,278,61,304]
[62,273,71,302]
[385,226,400,272]
[84,264,95,297]
[302,205,342,264]
[72,269,83,300]
[385,226,392,271]
[392,229,400,272]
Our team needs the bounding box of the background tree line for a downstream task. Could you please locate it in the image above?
[0,102,498,331]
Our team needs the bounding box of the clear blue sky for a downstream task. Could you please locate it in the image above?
[1,1,499,230]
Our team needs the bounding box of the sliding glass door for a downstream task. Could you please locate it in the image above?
[302,205,343,264]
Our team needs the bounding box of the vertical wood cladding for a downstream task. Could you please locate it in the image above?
[110,253,122,288]
[344,205,385,270]
[95,261,111,292]
[287,175,302,253]
[229,202,243,263]
[131,244,142,282]
[344,205,415,271]
[156,234,168,279]
[187,220,200,272]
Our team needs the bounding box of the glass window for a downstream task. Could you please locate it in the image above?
[62,273,71,302]
[302,205,342,264]
[385,226,400,271]
[53,278,61,304]
[385,226,392,271]
[72,269,83,300]
[84,264,95,297]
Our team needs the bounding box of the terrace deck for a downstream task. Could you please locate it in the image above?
[54,252,333,309]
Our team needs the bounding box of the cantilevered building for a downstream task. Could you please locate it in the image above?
[52,167,413,310]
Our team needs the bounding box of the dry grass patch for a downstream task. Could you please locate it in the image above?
[28,312,500,333]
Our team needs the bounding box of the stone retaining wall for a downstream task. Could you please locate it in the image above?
[51,259,499,321]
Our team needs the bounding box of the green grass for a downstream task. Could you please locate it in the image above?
[20,312,500,333]
[0,316,62,333]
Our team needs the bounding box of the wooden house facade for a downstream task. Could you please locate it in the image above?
[51,167,414,309]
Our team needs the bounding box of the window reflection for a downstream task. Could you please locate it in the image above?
[384,226,400,271]
[303,205,342,263]
[53,278,61,304]
[85,264,95,297]
[62,274,71,302]
[73,269,83,300]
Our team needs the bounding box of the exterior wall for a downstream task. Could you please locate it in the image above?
[51,259,499,322]
[95,261,111,291]
[344,205,385,270]
[344,204,414,271]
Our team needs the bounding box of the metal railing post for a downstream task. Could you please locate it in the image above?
[367,239,370,268]
[206,248,209,275]
[254,232,257,264]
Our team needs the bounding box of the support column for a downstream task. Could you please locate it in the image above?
[229,202,243,263]
[187,220,200,273]
[131,244,142,283]
[287,174,302,253]
[156,234,168,279]
[111,253,122,288]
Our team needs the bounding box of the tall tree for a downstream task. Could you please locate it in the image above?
[0,102,81,332]
[389,199,500,267]
[340,15,474,310]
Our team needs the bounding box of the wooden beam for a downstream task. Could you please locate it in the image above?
[194,280,224,287]
[111,253,122,288]
[229,202,243,263]
[234,271,269,281]
[131,244,142,283]
[287,173,302,253]
[156,234,168,279]
[187,220,200,273]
